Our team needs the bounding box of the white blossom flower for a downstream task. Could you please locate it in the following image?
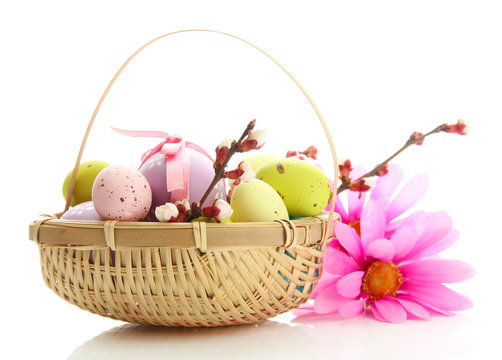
[213,199,233,221]
[155,202,179,222]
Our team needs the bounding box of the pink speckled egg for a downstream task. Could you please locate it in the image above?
[92,165,152,221]
[60,201,103,220]
[140,150,226,212]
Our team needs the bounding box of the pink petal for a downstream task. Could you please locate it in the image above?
[395,296,431,320]
[405,212,453,260]
[339,300,365,318]
[390,225,419,261]
[371,298,407,323]
[400,259,475,283]
[334,196,349,223]
[311,272,339,298]
[365,239,395,262]
[336,271,365,298]
[370,305,386,322]
[418,229,459,257]
[401,280,473,312]
[313,282,351,314]
[385,210,426,238]
[360,199,387,245]
[323,247,358,276]
[423,307,455,317]
[347,166,367,221]
[386,174,429,221]
[371,164,404,200]
[347,190,366,222]
[334,222,363,263]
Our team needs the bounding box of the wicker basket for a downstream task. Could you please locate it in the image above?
[29,29,339,327]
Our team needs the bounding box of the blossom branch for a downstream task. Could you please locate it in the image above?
[186,120,256,221]
[337,120,469,195]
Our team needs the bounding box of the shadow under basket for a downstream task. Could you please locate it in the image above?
[29,214,336,327]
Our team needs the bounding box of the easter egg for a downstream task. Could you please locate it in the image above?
[92,165,152,221]
[243,154,280,172]
[256,158,331,217]
[60,201,103,220]
[62,160,110,206]
[140,151,226,212]
[230,179,288,222]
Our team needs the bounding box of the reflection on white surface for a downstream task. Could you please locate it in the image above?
[68,312,474,360]
[292,312,474,360]
[68,319,315,360]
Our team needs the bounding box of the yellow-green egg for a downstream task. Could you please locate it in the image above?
[256,158,331,217]
[230,179,288,222]
[243,153,280,172]
[62,160,110,206]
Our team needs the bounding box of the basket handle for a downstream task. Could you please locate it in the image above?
[64,29,339,234]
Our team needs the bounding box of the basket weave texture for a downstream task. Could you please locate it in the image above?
[35,220,330,326]
[29,30,339,327]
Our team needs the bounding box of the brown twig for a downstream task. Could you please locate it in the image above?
[186,119,256,221]
[336,123,446,195]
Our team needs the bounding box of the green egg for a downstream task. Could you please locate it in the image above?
[230,179,288,222]
[62,160,110,206]
[243,153,280,172]
[256,158,331,217]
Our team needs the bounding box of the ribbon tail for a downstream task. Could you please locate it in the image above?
[111,127,171,139]
[186,142,215,162]
[168,150,191,203]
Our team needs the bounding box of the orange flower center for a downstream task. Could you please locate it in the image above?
[348,219,361,237]
[361,260,403,301]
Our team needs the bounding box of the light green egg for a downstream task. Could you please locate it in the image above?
[243,153,280,172]
[230,179,288,222]
[62,160,110,206]
[256,158,331,217]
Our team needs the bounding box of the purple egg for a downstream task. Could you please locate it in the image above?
[60,201,104,220]
[140,150,227,218]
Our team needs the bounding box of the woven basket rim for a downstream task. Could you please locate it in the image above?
[30,211,337,251]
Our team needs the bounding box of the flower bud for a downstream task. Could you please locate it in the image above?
[441,119,470,135]
[410,131,425,145]
[302,145,318,160]
[225,161,255,188]
[348,179,372,194]
[155,202,179,222]
[213,199,233,221]
[338,158,353,177]
[239,129,268,152]
[175,199,190,212]
[375,163,389,177]
[215,138,234,167]
[218,138,234,149]
[247,129,267,149]
[202,199,233,223]
[174,199,190,220]
[286,150,307,160]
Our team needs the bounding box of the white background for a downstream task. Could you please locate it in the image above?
[1,1,501,359]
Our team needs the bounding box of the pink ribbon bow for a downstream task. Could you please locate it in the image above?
[112,127,213,203]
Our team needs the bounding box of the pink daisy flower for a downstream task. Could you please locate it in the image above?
[309,199,474,323]
[334,164,429,238]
